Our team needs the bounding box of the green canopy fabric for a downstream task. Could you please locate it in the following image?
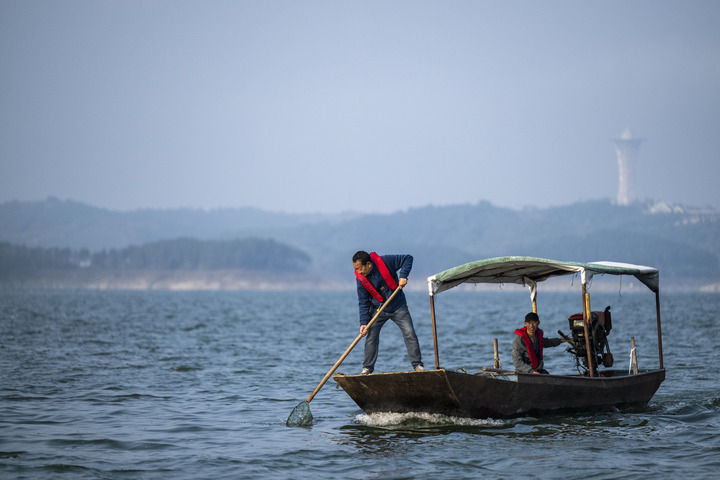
[426,256,659,296]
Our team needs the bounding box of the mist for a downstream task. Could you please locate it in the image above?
[2,0,719,213]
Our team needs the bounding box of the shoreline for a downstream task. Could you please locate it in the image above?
[1,271,718,294]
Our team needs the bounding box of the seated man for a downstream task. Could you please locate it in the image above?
[512,312,568,374]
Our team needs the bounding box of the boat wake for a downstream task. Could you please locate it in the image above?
[354,411,505,428]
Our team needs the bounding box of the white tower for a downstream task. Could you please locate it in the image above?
[613,129,644,206]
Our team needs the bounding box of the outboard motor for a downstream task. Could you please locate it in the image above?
[561,306,613,374]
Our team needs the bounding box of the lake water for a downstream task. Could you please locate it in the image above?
[1,288,719,479]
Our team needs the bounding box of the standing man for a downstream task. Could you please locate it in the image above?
[353,250,424,374]
[512,312,568,374]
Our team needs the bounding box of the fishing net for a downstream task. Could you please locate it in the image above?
[286,401,313,427]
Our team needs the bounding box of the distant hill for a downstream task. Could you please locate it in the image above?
[262,200,720,286]
[1,197,719,289]
[0,197,355,251]
[0,237,316,290]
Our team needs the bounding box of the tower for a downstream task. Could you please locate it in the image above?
[613,129,644,206]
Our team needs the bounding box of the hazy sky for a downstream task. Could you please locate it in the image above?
[1,0,719,213]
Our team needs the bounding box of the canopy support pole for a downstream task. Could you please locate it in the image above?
[655,291,664,369]
[429,294,440,369]
[525,277,537,313]
[582,283,596,377]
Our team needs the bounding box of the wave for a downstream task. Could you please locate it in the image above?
[354,411,505,428]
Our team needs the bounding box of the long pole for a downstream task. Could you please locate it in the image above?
[429,294,440,369]
[631,336,638,375]
[493,338,501,369]
[581,283,595,377]
[304,286,403,403]
[655,291,664,369]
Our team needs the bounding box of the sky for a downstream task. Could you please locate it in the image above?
[1,0,719,214]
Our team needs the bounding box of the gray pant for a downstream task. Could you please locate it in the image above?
[363,305,423,372]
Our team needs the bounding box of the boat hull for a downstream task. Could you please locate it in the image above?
[332,368,665,418]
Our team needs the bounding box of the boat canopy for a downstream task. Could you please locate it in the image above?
[427,256,659,296]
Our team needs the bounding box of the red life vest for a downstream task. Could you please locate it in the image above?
[355,252,398,303]
[514,327,544,370]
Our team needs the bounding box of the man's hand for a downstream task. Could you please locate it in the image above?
[398,278,408,288]
[360,324,368,336]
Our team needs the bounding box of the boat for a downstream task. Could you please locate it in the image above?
[333,256,665,418]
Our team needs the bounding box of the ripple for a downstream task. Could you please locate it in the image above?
[0,451,25,458]
[47,437,175,451]
[1,394,50,401]
[182,323,207,331]
[172,365,204,372]
[42,463,93,474]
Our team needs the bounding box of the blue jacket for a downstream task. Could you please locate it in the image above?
[356,254,413,325]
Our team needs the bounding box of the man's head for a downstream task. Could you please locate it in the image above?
[524,312,540,335]
[352,250,373,277]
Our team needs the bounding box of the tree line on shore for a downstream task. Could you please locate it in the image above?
[0,238,312,280]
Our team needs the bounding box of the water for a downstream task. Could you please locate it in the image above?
[1,288,719,479]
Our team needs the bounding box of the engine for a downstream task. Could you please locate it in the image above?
[560,306,613,374]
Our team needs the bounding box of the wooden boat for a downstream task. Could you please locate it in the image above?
[333,257,666,418]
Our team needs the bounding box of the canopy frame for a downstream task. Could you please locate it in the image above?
[425,256,663,375]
